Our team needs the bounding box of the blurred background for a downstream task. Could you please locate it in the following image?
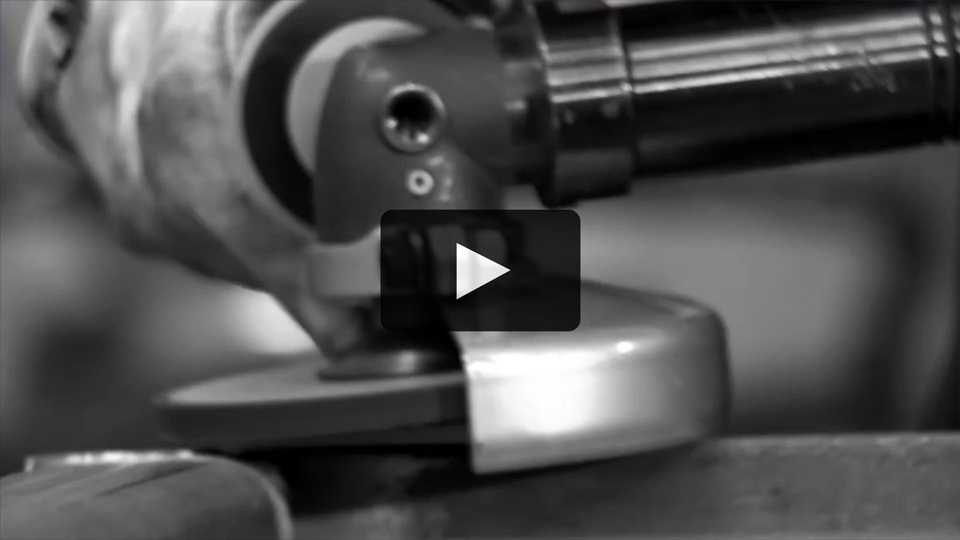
[1,0,957,476]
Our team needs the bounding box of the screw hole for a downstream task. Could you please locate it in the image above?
[382,85,445,153]
[406,170,435,197]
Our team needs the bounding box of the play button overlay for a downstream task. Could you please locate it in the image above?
[380,209,580,332]
[456,243,510,299]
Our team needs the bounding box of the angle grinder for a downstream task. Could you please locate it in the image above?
[155,0,960,473]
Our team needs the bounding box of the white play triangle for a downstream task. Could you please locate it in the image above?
[456,243,510,299]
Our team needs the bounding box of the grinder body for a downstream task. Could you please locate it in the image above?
[156,0,960,474]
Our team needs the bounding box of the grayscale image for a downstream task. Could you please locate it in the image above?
[1,1,958,538]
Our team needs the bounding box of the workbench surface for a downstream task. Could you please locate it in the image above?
[2,435,957,539]
[285,435,960,539]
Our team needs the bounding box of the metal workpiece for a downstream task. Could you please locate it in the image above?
[276,435,960,539]
[498,0,960,206]
[2,453,294,540]
[22,450,199,471]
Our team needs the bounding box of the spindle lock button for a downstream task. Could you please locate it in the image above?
[379,210,581,332]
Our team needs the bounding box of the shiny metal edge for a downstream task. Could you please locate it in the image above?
[453,280,730,474]
[23,450,200,472]
[22,450,295,540]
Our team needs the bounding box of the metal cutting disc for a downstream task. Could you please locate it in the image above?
[155,357,467,449]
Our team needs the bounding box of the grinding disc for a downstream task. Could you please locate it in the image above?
[155,356,467,449]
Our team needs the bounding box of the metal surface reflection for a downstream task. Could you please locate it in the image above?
[23,450,198,472]
[455,280,730,473]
